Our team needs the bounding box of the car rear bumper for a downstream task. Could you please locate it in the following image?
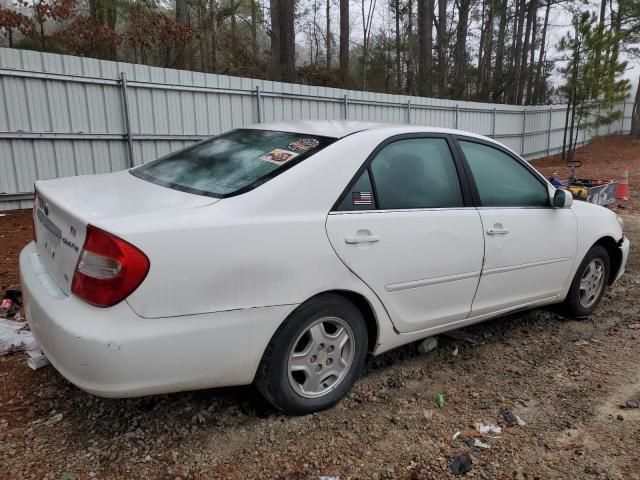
[20,242,294,397]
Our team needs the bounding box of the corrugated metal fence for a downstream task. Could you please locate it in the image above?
[0,47,632,211]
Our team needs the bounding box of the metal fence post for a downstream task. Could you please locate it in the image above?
[255,86,262,123]
[546,107,552,156]
[119,72,135,168]
[407,99,411,123]
[491,107,496,138]
[521,108,527,156]
[343,94,349,120]
[455,104,459,129]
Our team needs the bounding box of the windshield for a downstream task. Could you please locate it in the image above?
[131,129,335,198]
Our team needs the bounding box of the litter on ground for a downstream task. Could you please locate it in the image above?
[475,423,502,435]
[0,318,38,355]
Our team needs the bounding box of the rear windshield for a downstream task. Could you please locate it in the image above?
[131,129,335,197]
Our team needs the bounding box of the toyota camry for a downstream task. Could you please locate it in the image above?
[21,121,629,414]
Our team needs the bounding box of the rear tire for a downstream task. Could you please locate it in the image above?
[561,245,610,318]
[255,294,368,415]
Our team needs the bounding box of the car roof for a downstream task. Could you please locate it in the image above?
[244,120,495,143]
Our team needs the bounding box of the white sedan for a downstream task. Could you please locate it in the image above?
[21,121,629,414]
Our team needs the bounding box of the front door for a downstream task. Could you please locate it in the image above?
[326,136,485,333]
[455,139,578,316]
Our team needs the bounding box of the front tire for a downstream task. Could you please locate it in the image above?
[562,245,610,318]
[255,294,368,415]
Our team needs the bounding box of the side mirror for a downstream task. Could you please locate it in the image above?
[553,189,573,208]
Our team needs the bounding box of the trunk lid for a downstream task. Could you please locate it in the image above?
[33,170,217,295]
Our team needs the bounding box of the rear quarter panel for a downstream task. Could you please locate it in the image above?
[95,130,403,350]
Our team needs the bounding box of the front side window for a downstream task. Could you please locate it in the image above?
[132,129,334,197]
[370,138,463,210]
[459,140,549,208]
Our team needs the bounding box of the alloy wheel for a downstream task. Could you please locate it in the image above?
[287,317,355,399]
[579,258,605,309]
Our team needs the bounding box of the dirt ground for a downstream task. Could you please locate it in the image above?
[0,135,639,480]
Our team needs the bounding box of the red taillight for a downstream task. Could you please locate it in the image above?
[71,225,150,308]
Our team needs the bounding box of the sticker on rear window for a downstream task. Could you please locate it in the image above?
[288,138,320,152]
[260,149,299,165]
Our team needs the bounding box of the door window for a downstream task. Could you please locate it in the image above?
[351,138,463,210]
[459,141,549,207]
[371,138,463,210]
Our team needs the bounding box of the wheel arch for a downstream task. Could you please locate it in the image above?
[331,289,379,352]
[284,289,380,353]
[593,236,623,285]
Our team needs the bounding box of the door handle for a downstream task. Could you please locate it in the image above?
[345,234,380,244]
[487,227,509,235]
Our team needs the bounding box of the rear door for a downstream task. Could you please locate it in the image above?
[325,135,485,333]
[454,138,577,316]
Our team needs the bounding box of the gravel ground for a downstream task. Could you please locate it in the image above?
[0,135,639,480]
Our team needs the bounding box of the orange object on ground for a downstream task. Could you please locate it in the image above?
[616,166,630,200]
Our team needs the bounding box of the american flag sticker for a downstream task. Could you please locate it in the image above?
[352,191,373,205]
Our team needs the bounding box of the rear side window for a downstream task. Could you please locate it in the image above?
[131,129,334,197]
[370,138,463,210]
[459,141,549,207]
[337,169,376,211]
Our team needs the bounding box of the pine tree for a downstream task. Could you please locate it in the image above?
[559,11,630,164]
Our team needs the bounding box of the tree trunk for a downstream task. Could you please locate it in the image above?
[452,0,471,98]
[406,0,415,95]
[270,0,281,80]
[562,95,571,160]
[436,0,448,97]
[251,0,258,58]
[479,0,495,99]
[326,0,331,69]
[492,0,507,101]
[278,0,296,82]
[395,0,402,92]
[524,1,538,104]
[516,0,536,104]
[631,78,640,139]
[210,0,219,72]
[418,0,434,96]
[231,5,238,67]
[532,1,550,105]
[39,19,45,50]
[563,39,580,162]
[509,0,526,103]
[175,0,191,69]
[361,1,367,89]
[339,0,350,86]
[477,0,486,95]
[197,3,207,71]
